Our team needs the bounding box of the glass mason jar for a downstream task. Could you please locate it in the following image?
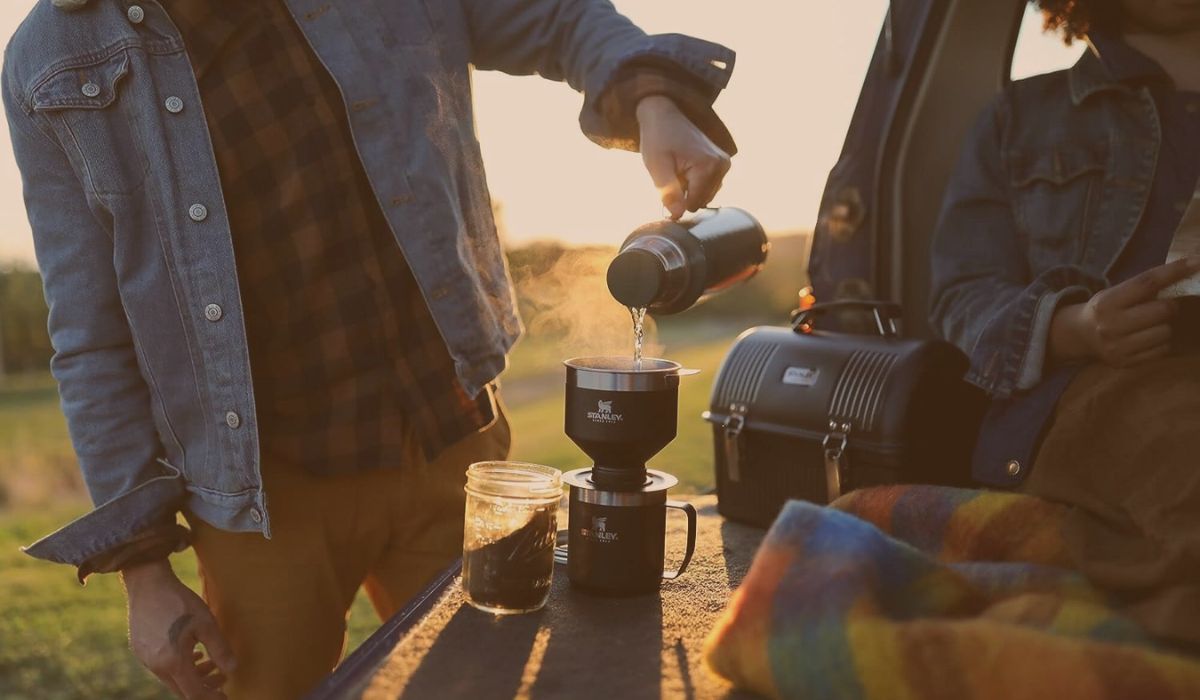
[462,462,562,615]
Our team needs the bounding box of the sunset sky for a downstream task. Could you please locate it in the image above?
[0,1,1079,265]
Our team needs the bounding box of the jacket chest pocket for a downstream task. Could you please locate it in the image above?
[1008,143,1109,268]
[31,50,149,197]
[363,0,467,62]
[366,0,445,47]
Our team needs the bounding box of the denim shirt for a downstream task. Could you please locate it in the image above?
[930,40,1200,487]
[3,0,735,567]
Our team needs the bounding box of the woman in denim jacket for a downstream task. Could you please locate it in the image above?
[931,0,1200,650]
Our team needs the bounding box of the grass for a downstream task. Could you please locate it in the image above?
[0,331,740,699]
[0,373,82,509]
[1,508,203,700]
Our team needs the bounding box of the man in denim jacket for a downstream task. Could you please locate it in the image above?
[3,0,737,696]
[931,0,1200,648]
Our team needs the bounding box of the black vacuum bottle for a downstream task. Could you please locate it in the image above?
[606,207,769,315]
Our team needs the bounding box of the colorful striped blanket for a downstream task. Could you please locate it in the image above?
[704,486,1200,699]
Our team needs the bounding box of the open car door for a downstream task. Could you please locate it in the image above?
[808,0,1030,337]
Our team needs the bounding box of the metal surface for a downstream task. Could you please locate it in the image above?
[562,468,678,506]
[721,404,747,483]
[807,0,949,330]
[791,300,902,338]
[554,529,569,565]
[608,233,691,309]
[822,422,851,503]
[659,501,698,580]
[638,234,689,276]
[886,0,1027,335]
[564,357,687,392]
[610,208,768,315]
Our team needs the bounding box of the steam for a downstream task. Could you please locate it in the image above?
[512,247,665,360]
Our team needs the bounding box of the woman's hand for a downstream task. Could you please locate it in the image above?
[123,559,236,699]
[1050,257,1200,368]
[636,95,732,220]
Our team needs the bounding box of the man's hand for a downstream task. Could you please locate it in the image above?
[122,559,236,700]
[637,95,732,220]
[1050,257,1200,368]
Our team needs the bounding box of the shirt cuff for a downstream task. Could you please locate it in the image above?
[1016,285,1093,391]
[75,520,191,584]
[596,62,737,156]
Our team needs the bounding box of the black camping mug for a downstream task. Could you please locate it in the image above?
[563,469,697,596]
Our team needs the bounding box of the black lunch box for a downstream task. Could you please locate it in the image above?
[704,301,985,528]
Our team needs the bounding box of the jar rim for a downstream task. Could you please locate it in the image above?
[466,461,563,500]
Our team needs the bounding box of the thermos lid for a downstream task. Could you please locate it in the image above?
[565,357,695,392]
[606,248,665,309]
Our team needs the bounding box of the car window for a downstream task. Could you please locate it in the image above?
[1010,3,1086,81]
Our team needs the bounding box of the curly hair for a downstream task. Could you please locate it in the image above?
[1034,0,1122,44]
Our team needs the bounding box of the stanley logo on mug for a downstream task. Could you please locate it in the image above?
[581,516,619,543]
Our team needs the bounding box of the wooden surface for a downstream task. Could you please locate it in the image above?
[337,496,765,699]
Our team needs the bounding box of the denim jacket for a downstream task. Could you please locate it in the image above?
[4,0,735,567]
[930,47,1162,403]
[929,43,1187,488]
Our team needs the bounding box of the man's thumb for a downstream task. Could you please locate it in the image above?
[645,153,685,220]
[197,618,237,674]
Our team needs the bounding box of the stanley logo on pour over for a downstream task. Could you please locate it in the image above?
[587,399,623,424]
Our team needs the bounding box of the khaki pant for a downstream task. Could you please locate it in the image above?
[185,409,511,699]
[1027,356,1200,651]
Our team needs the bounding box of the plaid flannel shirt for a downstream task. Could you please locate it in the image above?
[169,0,494,476]
[79,0,732,577]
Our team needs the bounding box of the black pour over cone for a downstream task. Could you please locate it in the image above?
[564,357,683,490]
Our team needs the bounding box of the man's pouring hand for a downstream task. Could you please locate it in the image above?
[637,95,732,220]
[1050,256,1200,368]
[122,560,236,700]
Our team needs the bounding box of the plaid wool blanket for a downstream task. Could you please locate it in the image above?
[704,486,1200,699]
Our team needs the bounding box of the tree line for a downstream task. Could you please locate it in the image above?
[0,264,52,376]
[0,232,810,378]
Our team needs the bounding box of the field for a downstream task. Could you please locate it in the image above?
[0,235,808,698]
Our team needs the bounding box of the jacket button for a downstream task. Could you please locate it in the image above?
[249,508,263,524]
[165,96,185,114]
[204,304,223,322]
[225,411,241,429]
[189,203,208,222]
[1006,460,1022,477]
[81,82,101,98]
[127,5,145,24]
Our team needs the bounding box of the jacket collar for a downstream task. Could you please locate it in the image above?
[1069,33,1170,105]
[1069,42,1126,105]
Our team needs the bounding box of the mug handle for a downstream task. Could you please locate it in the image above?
[662,500,698,580]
